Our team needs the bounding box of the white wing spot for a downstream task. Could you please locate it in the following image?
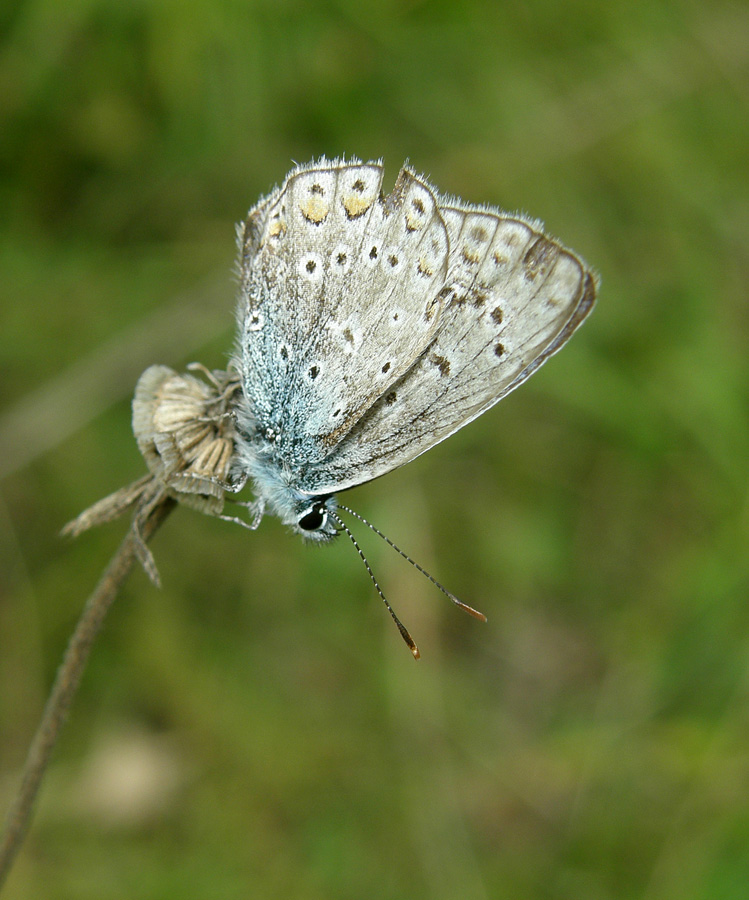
[363,244,379,268]
[330,244,352,274]
[326,317,361,355]
[386,252,402,273]
[298,252,323,282]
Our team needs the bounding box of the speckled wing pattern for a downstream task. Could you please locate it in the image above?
[236,160,450,470]
[236,158,596,495]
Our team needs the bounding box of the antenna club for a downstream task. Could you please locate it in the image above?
[460,604,488,622]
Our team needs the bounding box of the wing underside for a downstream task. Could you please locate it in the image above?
[234,159,596,496]
[297,198,597,494]
[236,159,452,468]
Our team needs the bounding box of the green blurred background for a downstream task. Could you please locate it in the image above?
[1,0,747,897]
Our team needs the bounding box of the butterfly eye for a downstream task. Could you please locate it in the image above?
[298,503,326,531]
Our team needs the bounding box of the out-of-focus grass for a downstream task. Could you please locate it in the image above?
[1,1,747,897]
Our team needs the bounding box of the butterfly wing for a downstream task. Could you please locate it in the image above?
[298,177,596,494]
[235,159,451,469]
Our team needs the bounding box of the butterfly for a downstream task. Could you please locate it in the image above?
[69,157,596,656]
[231,158,595,532]
[224,158,597,653]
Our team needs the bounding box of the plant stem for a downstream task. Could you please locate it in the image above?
[0,491,176,892]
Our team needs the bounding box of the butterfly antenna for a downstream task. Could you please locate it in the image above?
[328,511,420,659]
[337,504,487,623]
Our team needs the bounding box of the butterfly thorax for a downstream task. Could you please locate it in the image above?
[232,394,339,541]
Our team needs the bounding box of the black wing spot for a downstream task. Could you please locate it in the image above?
[471,288,488,307]
[306,259,317,273]
[385,391,397,405]
[494,343,505,357]
[309,365,320,379]
[382,361,391,373]
[430,353,450,377]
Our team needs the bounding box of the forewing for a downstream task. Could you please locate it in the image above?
[235,159,450,467]
[299,192,596,494]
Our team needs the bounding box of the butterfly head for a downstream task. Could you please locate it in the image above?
[294,496,339,542]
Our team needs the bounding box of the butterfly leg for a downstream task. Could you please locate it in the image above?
[227,496,265,529]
